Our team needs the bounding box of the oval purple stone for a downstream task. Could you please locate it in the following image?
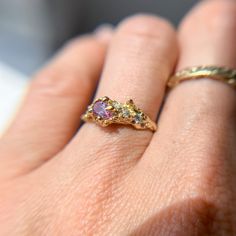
[93,101,112,119]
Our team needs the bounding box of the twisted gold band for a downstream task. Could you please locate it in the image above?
[168,66,236,89]
[82,96,157,132]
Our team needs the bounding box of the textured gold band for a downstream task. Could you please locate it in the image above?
[168,66,236,89]
[82,96,157,132]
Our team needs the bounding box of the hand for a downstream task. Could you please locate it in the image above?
[0,0,236,235]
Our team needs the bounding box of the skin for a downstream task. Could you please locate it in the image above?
[0,0,236,235]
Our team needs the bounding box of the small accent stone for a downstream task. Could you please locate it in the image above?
[112,101,122,110]
[134,112,143,123]
[122,108,130,118]
[93,101,112,119]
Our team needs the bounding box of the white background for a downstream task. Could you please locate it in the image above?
[0,62,28,134]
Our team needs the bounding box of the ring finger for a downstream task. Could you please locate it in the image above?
[60,15,178,171]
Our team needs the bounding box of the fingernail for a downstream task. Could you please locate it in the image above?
[94,24,113,42]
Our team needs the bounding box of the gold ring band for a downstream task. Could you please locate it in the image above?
[168,66,236,89]
[82,96,157,132]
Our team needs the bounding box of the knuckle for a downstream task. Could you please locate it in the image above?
[32,67,91,98]
[65,36,90,48]
[201,0,236,17]
[64,36,103,55]
[180,0,236,32]
[117,14,175,41]
[30,36,104,99]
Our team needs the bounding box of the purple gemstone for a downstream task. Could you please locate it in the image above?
[93,101,112,119]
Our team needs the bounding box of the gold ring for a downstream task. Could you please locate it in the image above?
[82,96,157,132]
[168,66,236,89]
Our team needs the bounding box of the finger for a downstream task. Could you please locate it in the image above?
[139,0,236,218]
[59,15,177,173]
[0,31,111,178]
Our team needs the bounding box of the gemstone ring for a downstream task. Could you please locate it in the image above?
[81,96,157,132]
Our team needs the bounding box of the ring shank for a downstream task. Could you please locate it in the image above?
[168,66,236,89]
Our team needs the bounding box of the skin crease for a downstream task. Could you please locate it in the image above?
[0,0,236,235]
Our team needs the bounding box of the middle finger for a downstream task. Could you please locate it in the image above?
[142,0,236,203]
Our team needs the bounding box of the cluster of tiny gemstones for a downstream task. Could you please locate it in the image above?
[111,100,145,124]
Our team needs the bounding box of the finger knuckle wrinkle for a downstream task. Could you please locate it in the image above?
[181,0,236,31]
[202,0,236,15]
[118,14,174,41]
[204,1,236,26]
[32,68,90,98]
[65,36,103,55]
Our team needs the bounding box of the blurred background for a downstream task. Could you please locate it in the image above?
[0,0,198,133]
[0,0,199,75]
